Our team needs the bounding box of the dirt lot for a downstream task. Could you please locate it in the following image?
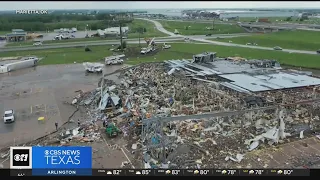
[1,62,319,170]
[0,64,136,168]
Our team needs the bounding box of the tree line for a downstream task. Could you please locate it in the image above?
[0,13,133,32]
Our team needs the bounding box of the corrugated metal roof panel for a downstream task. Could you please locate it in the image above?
[220,82,251,94]
[220,73,320,92]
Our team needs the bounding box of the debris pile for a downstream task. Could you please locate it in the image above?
[60,123,102,145]
[74,63,320,168]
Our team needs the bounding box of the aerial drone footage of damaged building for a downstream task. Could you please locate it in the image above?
[68,52,320,169]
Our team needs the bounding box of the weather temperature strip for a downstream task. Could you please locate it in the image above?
[240,169,267,176]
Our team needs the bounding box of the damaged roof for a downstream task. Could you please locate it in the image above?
[220,72,320,92]
[165,59,320,93]
[98,88,120,110]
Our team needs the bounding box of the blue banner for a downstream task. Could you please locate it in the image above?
[32,169,92,176]
[32,146,92,170]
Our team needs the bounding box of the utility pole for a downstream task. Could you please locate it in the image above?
[119,22,123,51]
[138,29,141,48]
[212,19,215,30]
[106,13,132,51]
[138,27,143,48]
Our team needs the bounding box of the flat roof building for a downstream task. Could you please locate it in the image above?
[6,29,27,42]
[104,26,129,35]
[165,56,320,93]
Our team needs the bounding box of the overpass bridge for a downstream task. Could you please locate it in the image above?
[240,23,296,30]
[239,23,320,31]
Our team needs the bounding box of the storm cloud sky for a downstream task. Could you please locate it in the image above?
[0,1,319,10]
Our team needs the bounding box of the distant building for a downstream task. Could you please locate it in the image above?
[6,29,27,42]
[299,13,312,19]
[95,27,129,37]
[182,14,189,18]
[222,17,239,22]
[228,16,239,21]
[256,18,270,23]
[104,27,129,35]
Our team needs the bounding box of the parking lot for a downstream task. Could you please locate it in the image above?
[0,64,123,149]
[36,30,97,41]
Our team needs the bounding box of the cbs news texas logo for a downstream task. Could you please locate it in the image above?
[10,146,92,169]
[10,147,32,169]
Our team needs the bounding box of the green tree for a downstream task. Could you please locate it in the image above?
[285,17,292,21]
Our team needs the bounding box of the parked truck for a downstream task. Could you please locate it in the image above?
[140,37,157,54]
[105,55,125,65]
[0,57,39,74]
[83,62,104,74]
[71,28,77,33]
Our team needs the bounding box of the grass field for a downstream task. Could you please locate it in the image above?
[0,43,319,69]
[213,30,320,51]
[0,46,115,65]
[126,43,320,69]
[128,19,168,38]
[0,31,10,35]
[158,20,246,35]
[5,19,167,47]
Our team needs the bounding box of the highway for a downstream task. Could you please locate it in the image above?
[151,18,320,31]
[239,23,320,31]
[151,18,237,25]
[0,34,250,52]
[1,18,318,55]
[0,39,179,52]
[142,18,318,55]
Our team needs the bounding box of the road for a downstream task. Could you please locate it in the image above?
[240,23,320,31]
[0,34,250,52]
[142,18,318,55]
[151,18,237,25]
[1,18,317,55]
[151,18,320,30]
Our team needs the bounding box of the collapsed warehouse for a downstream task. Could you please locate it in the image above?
[71,52,320,169]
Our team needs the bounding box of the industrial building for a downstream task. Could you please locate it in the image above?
[165,52,320,94]
[96,26,129,37]
[6,29,27,42]
[105,26,129,34]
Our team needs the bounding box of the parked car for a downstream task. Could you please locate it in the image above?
[33,42,42,46]
[273,46,282,51]
[317,49,320,54]
[106,59,124,65]
[205,34,212,36]
[3,109,15,123]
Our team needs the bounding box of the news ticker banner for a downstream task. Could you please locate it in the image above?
[7,146,315,176]
[2,169,317,176]
[10,146,92,176]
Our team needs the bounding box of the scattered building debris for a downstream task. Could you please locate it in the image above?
[72,55,320,168]
[3,52,320,169]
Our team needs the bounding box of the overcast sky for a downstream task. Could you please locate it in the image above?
[0,1,319,11]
